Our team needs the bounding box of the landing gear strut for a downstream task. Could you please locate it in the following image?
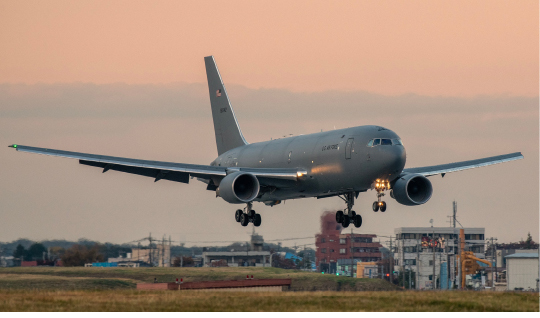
[373,180,388,212]
[336,192,362,228]
[235,202,262,227]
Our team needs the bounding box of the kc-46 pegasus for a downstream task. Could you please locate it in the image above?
[9,56,524,228]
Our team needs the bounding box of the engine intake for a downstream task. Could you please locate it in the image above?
[391,174,433,206]
[217,171,260,204]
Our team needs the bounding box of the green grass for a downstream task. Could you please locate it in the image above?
[0,267,397,291]
[0,290,537,311]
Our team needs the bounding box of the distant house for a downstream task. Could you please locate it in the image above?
[505,252,539,291]
[0,256,15,267]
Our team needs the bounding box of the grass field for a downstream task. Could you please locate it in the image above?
[0,267,397,291]
[0,267,537,311]
[0,290,537,311]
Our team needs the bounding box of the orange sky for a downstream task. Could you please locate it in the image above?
[1,0,538,96]
[0,1,538,244]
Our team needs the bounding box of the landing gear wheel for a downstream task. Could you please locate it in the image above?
[253,214,261,227]
[336,211,344,223]
[248,210,256,218]
[354,215,363,228]
[372,201,379,212]
[342,215,350,228]
[349,210,356,218]
[380,201,387,212]
[235,209,243,222]
[240,213,249,226]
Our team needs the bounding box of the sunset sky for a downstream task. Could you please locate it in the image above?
[1,1,538,246]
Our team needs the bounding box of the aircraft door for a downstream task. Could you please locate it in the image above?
[345,138,354,159]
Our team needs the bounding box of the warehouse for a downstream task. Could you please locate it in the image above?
[505,252,539,291]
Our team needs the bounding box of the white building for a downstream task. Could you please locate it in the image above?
[505,252,539,291]
[394,227,486,289]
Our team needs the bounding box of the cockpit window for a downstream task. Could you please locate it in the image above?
[369,138,403,147]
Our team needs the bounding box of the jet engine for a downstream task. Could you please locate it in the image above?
[216,171,260,204]
[391,173,433,206]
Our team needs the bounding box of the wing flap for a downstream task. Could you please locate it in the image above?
[402,152,523,177]
[79,160,190,183]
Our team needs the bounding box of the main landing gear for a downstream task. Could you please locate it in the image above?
[372,179,388,212]
[235,202,261,227]
[335,192,362,228]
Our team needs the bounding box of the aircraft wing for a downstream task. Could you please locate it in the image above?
[402,152,523,177]
[7,145,305,185]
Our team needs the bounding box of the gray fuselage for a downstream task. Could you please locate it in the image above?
[211,125,406,202]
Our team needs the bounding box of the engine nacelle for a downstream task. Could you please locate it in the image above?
[216,171,260,204]
[391,174,433,206]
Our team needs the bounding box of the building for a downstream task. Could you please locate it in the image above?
[0,256,15,267]
[496,249,538,269]
[394,227,486,289]
[316,212,382,275]
[356,262,379,278]
[505,252,539,291]
[202,232,271,267]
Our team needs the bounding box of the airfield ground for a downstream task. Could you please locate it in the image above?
[0,267,537,311]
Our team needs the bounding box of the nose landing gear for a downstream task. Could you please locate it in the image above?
[235,202,261,227]
[372,179,388,212]
[335,192,362,228]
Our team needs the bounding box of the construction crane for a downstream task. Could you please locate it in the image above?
[456,228,491,288]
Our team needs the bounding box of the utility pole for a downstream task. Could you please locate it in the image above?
[452,201,456,289]
[386,236,394,284]
[453,201,457,229]
[431,219,436,290]
[402,236,406,289]
[162,235,165,267]
[350,228,354,277]
[416,235,420,290]
[487,237,497,287]
[149,233,153,267]
[409,265,412,289]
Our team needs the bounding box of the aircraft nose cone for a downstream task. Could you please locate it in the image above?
[386,145,406,174]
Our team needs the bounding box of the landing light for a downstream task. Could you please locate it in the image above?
[297,172,305,177]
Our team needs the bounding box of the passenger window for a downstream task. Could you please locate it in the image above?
[373,139,380,146]
[381,139,392,145]
[367,140,373,147]
[392,139,403,145]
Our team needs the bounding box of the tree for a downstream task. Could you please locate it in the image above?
[27,243,47,260]
[173,256,194,267]
[525,232,533,249]
[61,244,105,267]
[13,244,26,260]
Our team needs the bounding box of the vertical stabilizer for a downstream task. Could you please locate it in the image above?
[204,56,248,155]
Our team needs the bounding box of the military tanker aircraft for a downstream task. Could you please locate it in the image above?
[9,56,524,228]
